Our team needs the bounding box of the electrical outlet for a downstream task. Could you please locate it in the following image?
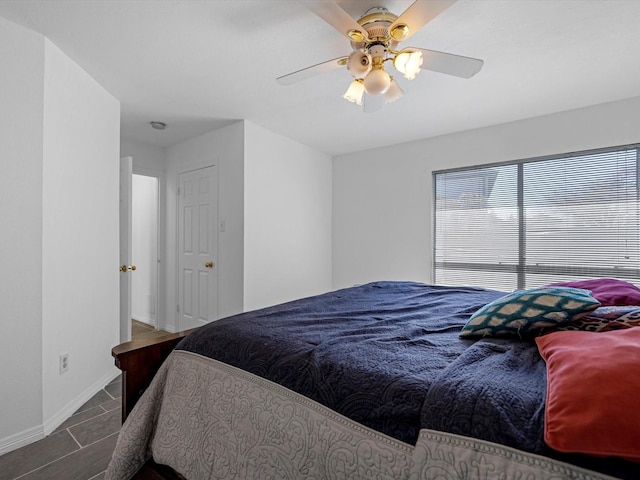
[59,353,69,374]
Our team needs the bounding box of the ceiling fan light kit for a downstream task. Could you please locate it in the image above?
[363,64,391,95]
[393,49,424,80]
[278,0,484,112]
[343,79,365,105]
[346,49,372,78]
[385,78,405,104]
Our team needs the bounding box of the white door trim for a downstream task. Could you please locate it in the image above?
[119,156,133,343]
[132,166,165,331]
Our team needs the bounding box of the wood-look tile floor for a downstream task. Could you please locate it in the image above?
[0,321,171,480]
[0,376,122,480]
[132,319,172,341]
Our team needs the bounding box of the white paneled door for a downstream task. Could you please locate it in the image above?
[178,165,219,330]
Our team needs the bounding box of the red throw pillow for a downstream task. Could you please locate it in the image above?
[535,328,640,462]
[545,278,640,306]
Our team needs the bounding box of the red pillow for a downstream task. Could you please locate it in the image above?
[545,278,640,306]
[535,328,640,462]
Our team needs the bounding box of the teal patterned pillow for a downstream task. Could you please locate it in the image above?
[460,287,600,338]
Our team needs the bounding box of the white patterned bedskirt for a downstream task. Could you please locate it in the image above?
[105,351,617,480]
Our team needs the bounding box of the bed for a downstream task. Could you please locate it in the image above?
[105,280,640,480]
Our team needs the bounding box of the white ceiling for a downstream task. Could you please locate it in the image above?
[1,0,640,156]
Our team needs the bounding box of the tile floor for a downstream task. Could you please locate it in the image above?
[0,322,173,480]
[0,376,122,480]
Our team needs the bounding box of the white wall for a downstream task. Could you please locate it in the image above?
[121,138,166,173]
[0,19,120,454]
[163,120,333,323]
[332,96,640,289]
[0,16,45,450]
[165,122,246,327]
[41,38,120,431]
[244,122,332,310]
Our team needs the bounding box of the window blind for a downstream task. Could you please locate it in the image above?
[433,146,640,291]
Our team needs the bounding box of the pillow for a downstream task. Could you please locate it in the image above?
[545,278,640,306]
[556,305,640,332]
[535,328,640,462]
[460,287,600,338]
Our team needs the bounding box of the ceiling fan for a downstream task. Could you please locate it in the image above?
[276,0,483,112]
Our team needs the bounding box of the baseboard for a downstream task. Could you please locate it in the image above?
[42,367,121,436]
[0,424,45,456]
[0,368,121,456]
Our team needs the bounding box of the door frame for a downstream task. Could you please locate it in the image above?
[133,165,166,332]
[119,156,133,343]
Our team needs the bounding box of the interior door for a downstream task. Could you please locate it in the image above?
[119,156,133,343]
[177,165,219,330]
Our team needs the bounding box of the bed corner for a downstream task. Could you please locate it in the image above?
[112,328,197,422]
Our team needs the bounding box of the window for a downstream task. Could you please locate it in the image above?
[433,145,640,291]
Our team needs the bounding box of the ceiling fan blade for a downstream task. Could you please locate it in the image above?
[389,0,457,42]
[363,93,383,113]
[277,56,347,86]
[416,48,483,78]
[301,0,368,42]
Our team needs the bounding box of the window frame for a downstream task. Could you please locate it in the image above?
[432,143,640,289]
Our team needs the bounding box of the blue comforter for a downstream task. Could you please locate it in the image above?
[421,337,547,452]
[175,281,638,479]
[177,281,508,445]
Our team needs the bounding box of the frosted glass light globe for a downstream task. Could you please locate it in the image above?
[363,68,391,95]
[343,79,365,105]
[384,78,404,104]
[394,50,423,80]
[346,50,372,78]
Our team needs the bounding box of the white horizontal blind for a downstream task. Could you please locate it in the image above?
[434,146,639,291]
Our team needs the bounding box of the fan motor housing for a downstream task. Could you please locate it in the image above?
[350,7,399,50]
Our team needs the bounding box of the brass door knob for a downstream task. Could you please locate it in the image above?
[205,261,214,268]
[119,265,137,272]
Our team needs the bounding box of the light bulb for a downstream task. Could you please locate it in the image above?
[363,68,391,95]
